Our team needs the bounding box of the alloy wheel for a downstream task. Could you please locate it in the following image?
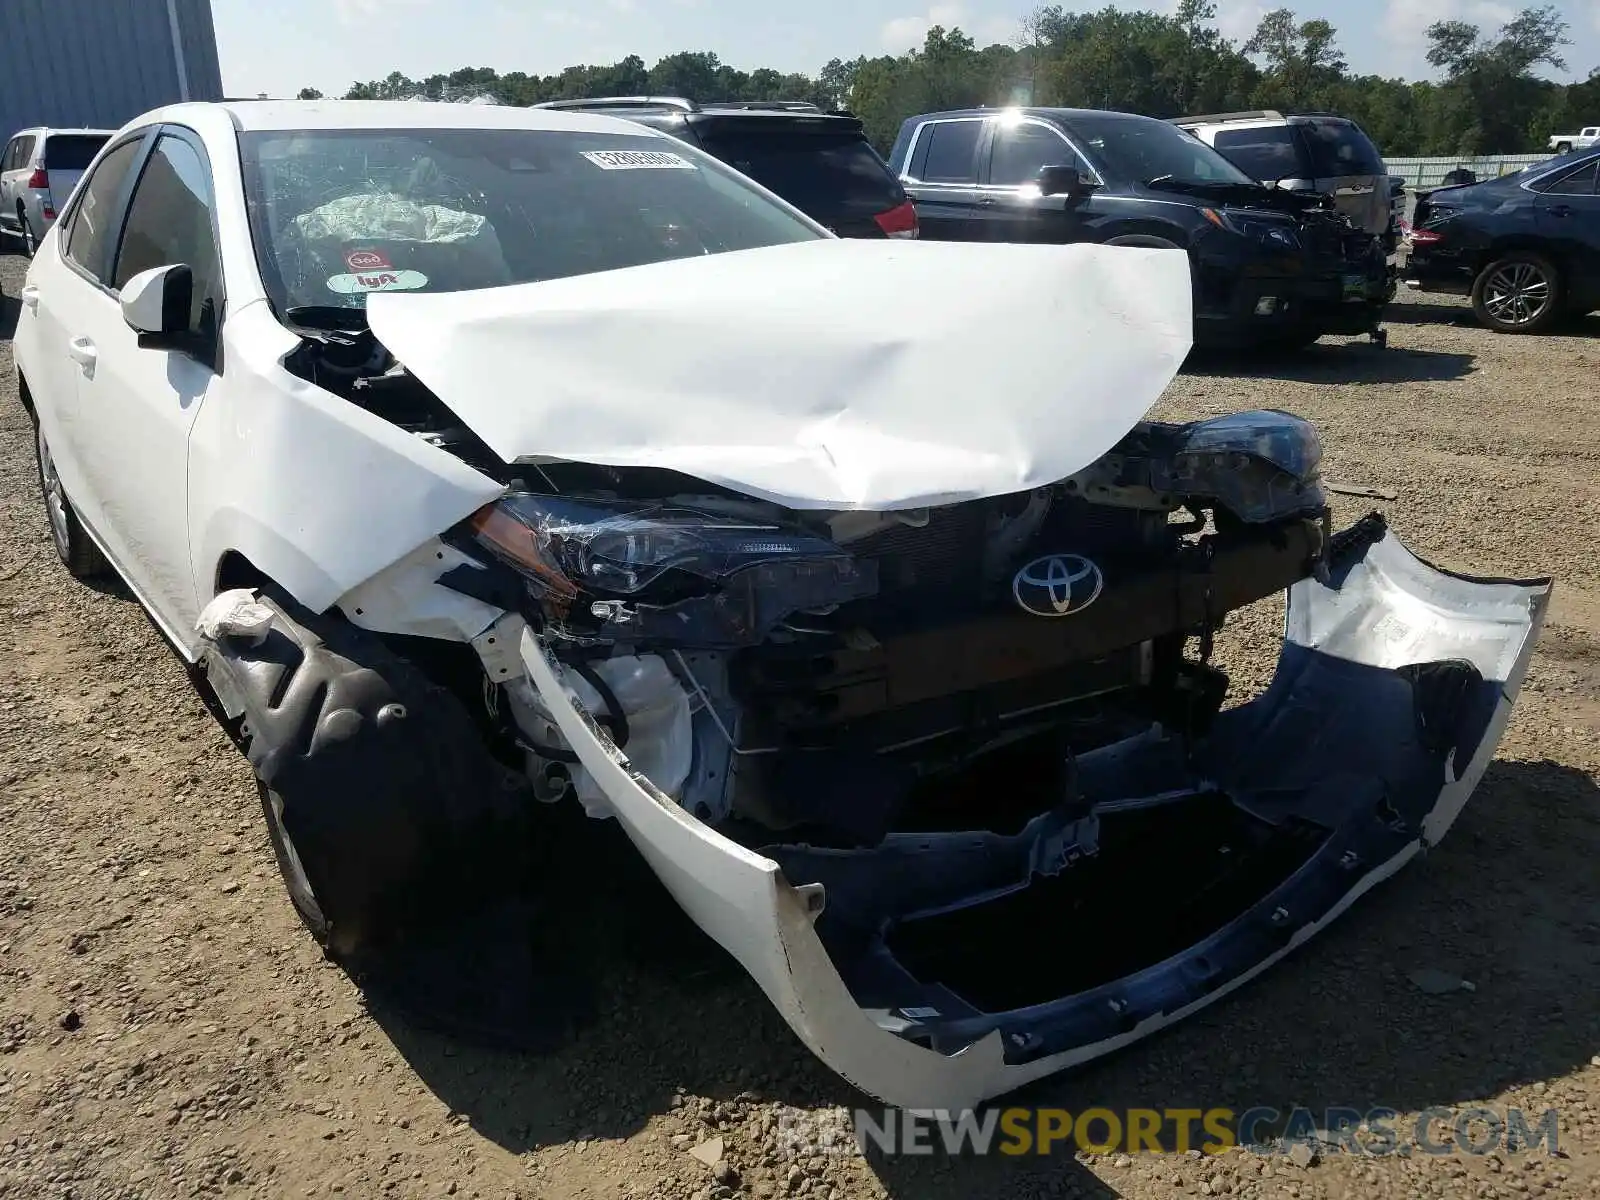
[1481,261,1551,327]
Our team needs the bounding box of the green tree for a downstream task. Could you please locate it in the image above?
[1425,4,1570,152]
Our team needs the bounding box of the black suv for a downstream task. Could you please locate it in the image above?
[536,97,917,239]
[887,107,1393,349]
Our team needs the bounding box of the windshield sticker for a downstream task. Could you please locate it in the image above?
[581,149,696,171]
[326,269,429,295]
[344,248,393,271]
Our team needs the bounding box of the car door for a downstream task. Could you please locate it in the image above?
[0,136,28,228]
[971,117,1098,244]
[1533,156,1600,300]
[17,133,150,517]
[68,127,226,635]
[898,118,986,240]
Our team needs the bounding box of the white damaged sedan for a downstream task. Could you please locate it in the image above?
[13,101,1550,1109]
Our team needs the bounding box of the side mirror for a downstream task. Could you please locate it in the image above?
[120,264,194,343]
[1037,164,1096,200]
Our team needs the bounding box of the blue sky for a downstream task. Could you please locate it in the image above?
[211,0,1600,100]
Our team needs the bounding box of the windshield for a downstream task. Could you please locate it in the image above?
[238,127,824,314]
[1063,114,1256,187]
[43,134,110,170]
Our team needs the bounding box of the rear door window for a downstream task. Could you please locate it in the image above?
[1540,160,1598,196]
[916,120,982,184]
[44,134,111,170]
[1298,120,1384,177]
[693,129,903,219]
[9,135,37,170]
[1212,126,1306,182]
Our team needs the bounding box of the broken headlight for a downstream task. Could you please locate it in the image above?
[1154,410,1325,522]
[467,492,878,647]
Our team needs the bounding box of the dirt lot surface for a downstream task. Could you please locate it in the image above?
[2,248,1599,1200]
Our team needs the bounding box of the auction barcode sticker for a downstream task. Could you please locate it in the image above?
[581,149,697,170]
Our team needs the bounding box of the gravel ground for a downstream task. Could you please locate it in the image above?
[2,248,1598,1200]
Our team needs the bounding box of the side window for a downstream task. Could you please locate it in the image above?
[15,136,37,169]
[990,121,1087,187]
[1541,160,1597,196]
[2,139,17,171]
[64,138,143,282]
[113,135,221,331]
[919,121,982,184]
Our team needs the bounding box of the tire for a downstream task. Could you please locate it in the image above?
[31,415,109,579]
[17,204,35,258]
[197,590,531,963]
[259,779,332,944]
[1471,252,1563,334]
[1555,142,1572,154]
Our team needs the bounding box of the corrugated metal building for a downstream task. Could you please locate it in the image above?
[0,0,223,138]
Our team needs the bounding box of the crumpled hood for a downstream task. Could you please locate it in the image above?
[366,239,1192,510]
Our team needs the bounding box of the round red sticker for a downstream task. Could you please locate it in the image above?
[345,249,391,270]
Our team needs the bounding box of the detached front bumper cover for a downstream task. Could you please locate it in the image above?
[524,515,1549,1109]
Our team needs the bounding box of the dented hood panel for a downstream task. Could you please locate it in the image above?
[365,239,1193,510]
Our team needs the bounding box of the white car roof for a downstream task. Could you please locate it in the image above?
[125,100,660,138]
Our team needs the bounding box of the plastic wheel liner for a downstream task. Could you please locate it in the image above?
[520,515,1549,1110]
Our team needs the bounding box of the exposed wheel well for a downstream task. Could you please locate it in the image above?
[215,549,272,596]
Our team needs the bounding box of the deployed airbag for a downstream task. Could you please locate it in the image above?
[367,239,1194,510]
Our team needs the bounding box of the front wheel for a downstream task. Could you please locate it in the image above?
[198,591,533,963]
[1555,142,1572,154]
[1471,253,1563,333]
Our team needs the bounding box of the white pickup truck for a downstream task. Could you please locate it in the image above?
[1549,126,1599,153]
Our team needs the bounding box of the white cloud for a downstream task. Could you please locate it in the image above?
[1215,0,1270,42]
[880,4,1020,52]
[1380,0,1517,76]
[332,0,431,26]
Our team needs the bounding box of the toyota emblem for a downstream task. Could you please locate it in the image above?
[1012,554,1104,617]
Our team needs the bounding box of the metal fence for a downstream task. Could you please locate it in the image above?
[1385,154,1552,189]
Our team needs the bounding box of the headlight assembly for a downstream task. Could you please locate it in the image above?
[1202,207,1302,250]
[1155,410,1325,522]
[464,493,878,647]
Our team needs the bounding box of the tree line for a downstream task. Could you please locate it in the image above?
[300,2,1600,159]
